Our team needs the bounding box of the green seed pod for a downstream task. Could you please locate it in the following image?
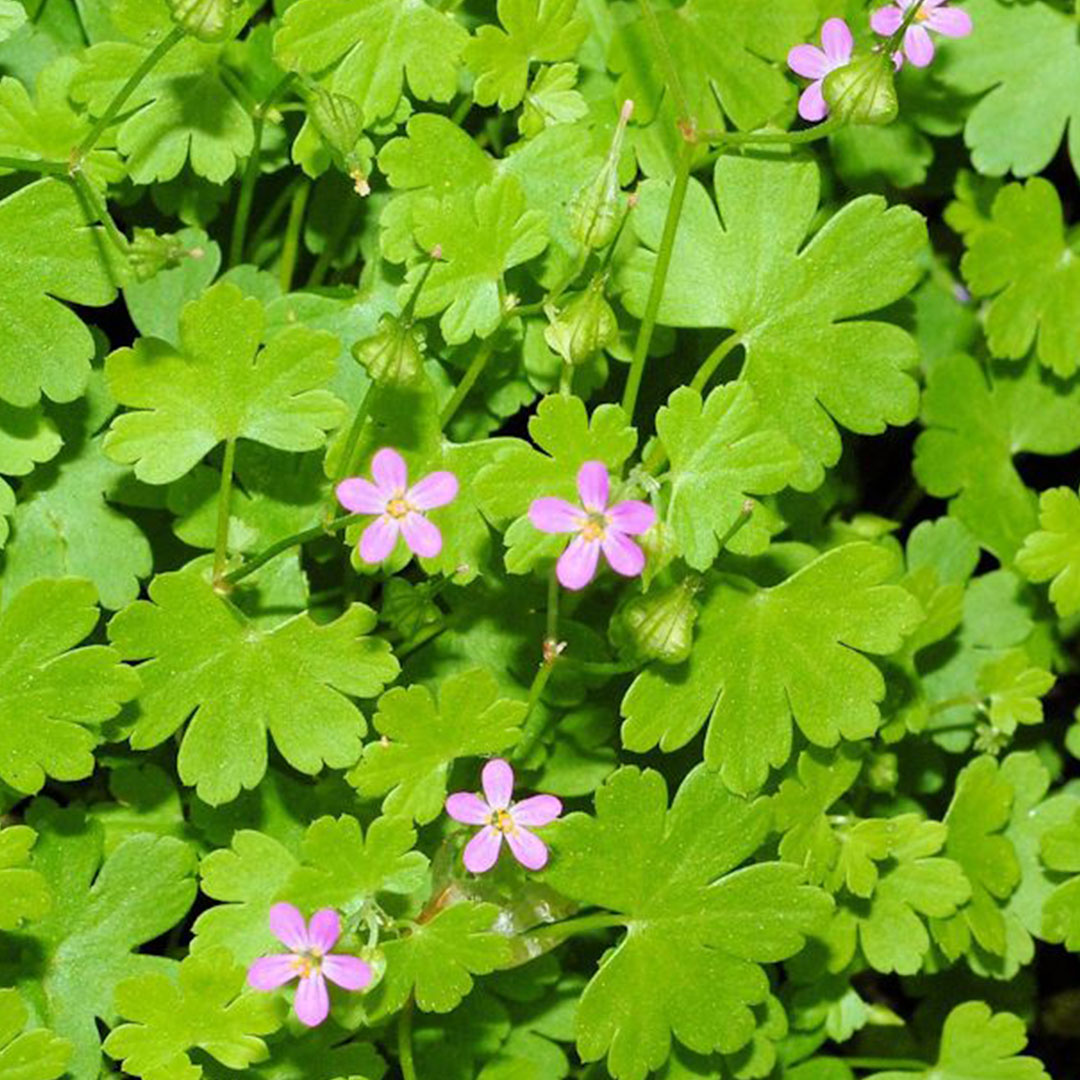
[128,228,190,282]
[610,576,701,666]
[167,0,242,42]
[544,275,618,366]
[353,314,426,387]
[822,53,899,127]
[568,99,633,250]
[309,86,366,174]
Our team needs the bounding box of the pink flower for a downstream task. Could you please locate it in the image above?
[336,447,458,564]
[870,0,972,68]
[787,18,854,122]
[446,759,562,873]
[528,461,656,591]
[248,904,372,1027]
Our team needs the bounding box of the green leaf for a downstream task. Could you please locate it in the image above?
[866,1001,1048,1080]
[369,902,514,1015]
[284,814,429,917]
[619,156,924,488]
[464,0,587,109]
[71,33,254,183]
[0,826,50,931]
[960,178,1080,377]
[939,0,1080,179]
[104,946,283,1078]
[0,2,26,44]
[273,0,468,124]
[0,179,120,407]
[408,175,548,344]
[1041,805,1080,950]
[348,669,525,823]
[1016,485,1080,618]
[0,987,70,1080]
[104,281,345,484]
[108,563,399,805]
[13,801,197,1080]
[202,1025,387,1080]
[656,382,800,565]
[914,354,1080,561]
[0,578,139,794]
[543,766,831,1080]
[518,62,587,138]
[0,400,62,549]
[976,649,1054,736]
[621,544,923,795]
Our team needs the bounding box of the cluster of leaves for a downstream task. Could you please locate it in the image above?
[0,0,1077,1078]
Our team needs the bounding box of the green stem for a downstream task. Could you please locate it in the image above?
[621,139,692,422]
[0,156,68,175]
[398,996,418,1080]
[716,501,754,552]
[213,438,237,583]
[439,339,495,429]
[223,511,364,586]
[697,115,845,147]
[76,25,185,159]
[560,657,640,676]
[559,363,574,396]
[930,694,982,715]
[334,382,375,485]
[545,565,560,644]
[514,662,558,763]
[249,179,300,261]
[70,170,129,259]
[278,180,310,292]
[395,617,456,661]
[639,0,692,125]
[689,332,743,394]
[842,1058,927,1072]
[530,912,627,941]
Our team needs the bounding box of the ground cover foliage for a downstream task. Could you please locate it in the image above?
[0,0,1077,1077]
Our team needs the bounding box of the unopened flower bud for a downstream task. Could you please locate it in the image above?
[543,275,618,366]
[610,576,701,666]
[569,99,633,250]
[352,314,426,387]
[167,0,243,41]
[822,52,899,127]
[128,228,193,282]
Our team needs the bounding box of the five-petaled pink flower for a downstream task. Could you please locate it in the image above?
[787,18,855,122]
[336,447,458,564]
[871,0,972,68]
[528,461,656,591]
[446,759,562,873]
[248,903,372,1027]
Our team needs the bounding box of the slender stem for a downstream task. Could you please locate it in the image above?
[560,657,640,676]
[70,170,129,259]
[716,501,754,552]
[689,333,742,394]
[222,511,364,586]
[248,179,300,260]
[621,139,692,422]
[76,25,185,159]
[530,912,628,941]
[514,662,558,762]
[929,694,982,715]
[278,180,310,292]
[559,363,574,396]
[639,0,692,125]
[398,996,418,1080]
[0,156,68,175]
[334,382,375,485]
[697,115,845,147]
[213,438,237,583]
[843,1058,927,1072]
[396,618,455,661]
[545,566,560,644]
[439,339,495,429]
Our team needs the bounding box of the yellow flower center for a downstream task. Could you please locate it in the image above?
[386,497,411,519]
[291,951,322,979]
[580,512,608,542]
[913,4,929,19]
[491,809,516,834]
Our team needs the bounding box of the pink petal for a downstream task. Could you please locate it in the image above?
[294,971,330,1027]
[506,827,549,871]
[926,5,972,37]
[248,954,298,990]
[335,478,387,515]
[787,43,830,79]
[511,794,562,828]
[602,531,646,578]
[269,902,308,951]
[798,82,828,123]
[359,516,400,563]
[322,954,373,991]
[371,447,408,496]
[400,512,442,558]
[463,826,503,873]
[607,500,656,536]
[482,758,515,810]
[820,18,853,64]
[870,5,904,35]
[306,909,340,954]
[446,791,492,825]
[576,461,609,513]
[407,470,459,511]
[904,22,934,65]
[529,497,585,534]
[557,535,601,590]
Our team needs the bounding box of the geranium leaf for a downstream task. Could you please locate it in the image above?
[0,988,70,1080]
[0,826,51,931]
[1016,485,1080,618]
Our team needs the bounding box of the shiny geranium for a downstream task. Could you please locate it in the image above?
[336,447,458,563]
[529,461,656,590]
[871,0,972,67]
[446,758,562,873]
[248,904,372,1027]
[787,18,854,122]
